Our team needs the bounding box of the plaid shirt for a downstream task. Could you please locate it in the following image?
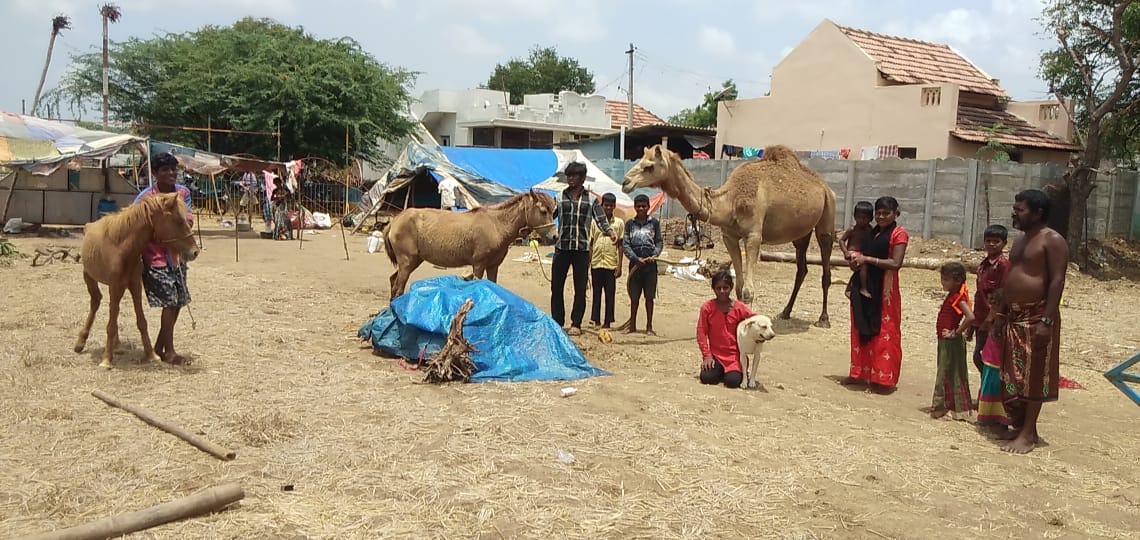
[553,188,612,252]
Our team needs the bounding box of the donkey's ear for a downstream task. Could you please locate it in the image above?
[652,145,662,159]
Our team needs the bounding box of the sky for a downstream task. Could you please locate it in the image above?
[0,0,1056,122]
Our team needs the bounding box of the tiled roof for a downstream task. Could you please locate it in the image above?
[953,105,1082,151]
[837,25,1008,98]
[606,100,666,129]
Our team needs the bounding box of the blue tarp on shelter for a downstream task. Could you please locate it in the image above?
[358,276,610,383]
[440,147,560,193]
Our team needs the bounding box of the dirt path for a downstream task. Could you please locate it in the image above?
[1,222,1138,539]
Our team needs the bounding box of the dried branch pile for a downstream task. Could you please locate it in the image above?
[421,299,479,384]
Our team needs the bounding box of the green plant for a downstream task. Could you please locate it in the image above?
[976,122,1016,161]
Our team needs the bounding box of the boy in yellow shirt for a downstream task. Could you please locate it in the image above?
[589,193,624,328]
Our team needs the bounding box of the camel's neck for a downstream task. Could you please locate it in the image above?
[660,165,737,228]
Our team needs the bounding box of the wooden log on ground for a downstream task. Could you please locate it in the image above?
[754,251,978,272]
[91,390,236,461]
[16,482,244,540]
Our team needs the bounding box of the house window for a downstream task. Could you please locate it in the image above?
[472,128,495,147]
[440,135,451,146]
[1039,104,1060,120]
[921,87,941,107]
[898,147,917,159]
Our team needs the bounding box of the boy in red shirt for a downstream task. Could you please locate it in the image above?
[964,225,1010,374]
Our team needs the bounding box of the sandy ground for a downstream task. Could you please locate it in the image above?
[1,220,1138,540]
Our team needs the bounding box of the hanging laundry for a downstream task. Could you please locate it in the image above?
[742,147,762,159]
[861,147,879,160]
[878,145,900,159]
[809,150,842,160]
[692,149,710,159]
[795,150,813,160]
[721,144,738,158]
[840,148,851,159]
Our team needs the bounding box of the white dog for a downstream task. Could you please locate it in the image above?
[736,314,776,389]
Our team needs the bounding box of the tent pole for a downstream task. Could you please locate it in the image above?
[0,170,18,226]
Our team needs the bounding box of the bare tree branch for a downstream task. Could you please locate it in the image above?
[1091,1,1139,120]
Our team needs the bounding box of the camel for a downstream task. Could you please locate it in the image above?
[622,145,837,327]
[384,191,557,300]
[74,192,200,368]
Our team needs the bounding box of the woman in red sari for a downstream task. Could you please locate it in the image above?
[843,196,909,392]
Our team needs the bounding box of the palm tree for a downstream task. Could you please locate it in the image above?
[100,3,122,127]
[31,15,72,117]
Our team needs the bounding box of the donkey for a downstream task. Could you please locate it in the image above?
[383,191,556,300]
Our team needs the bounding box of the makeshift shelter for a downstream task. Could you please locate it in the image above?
[351,142,651,230]
[1,113,147,225]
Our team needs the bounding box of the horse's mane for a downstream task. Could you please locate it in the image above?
[471,191,553,213]
[99,194,171,241]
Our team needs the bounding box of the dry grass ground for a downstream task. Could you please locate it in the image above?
[1,221,1138,539]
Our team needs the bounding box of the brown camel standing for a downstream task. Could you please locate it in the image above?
[622,144,837,327]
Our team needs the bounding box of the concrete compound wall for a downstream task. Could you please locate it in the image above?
[1,167,139,226]
[596,157,1140,249]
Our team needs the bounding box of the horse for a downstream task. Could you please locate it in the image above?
[74,192,200,369]
[383,190,557,300]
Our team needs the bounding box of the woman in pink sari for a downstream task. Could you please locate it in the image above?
[843,196,908,392]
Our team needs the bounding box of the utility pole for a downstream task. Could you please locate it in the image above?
[626,43,635,129]
[102,13,110,128]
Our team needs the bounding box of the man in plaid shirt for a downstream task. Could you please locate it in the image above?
[551,162,617,335]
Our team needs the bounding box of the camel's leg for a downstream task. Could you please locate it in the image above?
[100,284,127,369]
[742,235,765,306]
[74,272,102,353]
[486,264,499,283]
[722,232,747,301]
[780,235,812,321]
[470,265,486,280]
[128,272,160,363]
[814,227,834,328]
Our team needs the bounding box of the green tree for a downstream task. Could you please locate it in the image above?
[1039,0,1139,265]
[976,122,1016,161]
[668,80,737,128]
[484,46,595,105]
[46,17,416,165]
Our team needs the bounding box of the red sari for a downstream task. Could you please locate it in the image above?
[849,226,908,387]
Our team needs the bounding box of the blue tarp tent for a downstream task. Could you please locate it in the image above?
[353,142,634,223]
[358,276,610,383]
[440,147,560,193]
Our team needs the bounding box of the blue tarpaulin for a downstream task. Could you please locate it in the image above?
[358,276,610,383]
[440,147,560,193]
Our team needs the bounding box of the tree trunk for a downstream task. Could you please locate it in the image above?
[31,33,58,116]
[1066,132,1101,268]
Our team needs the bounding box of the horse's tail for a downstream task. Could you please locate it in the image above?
[383,226,396,266]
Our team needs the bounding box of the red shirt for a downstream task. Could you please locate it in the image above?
[972,254,1009,327]
[697,299,756,373]
[936,283,972,337]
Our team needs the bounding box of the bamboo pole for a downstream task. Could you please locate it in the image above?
[91,390,236,461]
[16,482,244,540]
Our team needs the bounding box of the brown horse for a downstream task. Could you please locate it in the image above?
[383,190,556,300]
[74,192,200,368]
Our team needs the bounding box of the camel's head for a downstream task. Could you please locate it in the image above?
[622,145,673,194]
